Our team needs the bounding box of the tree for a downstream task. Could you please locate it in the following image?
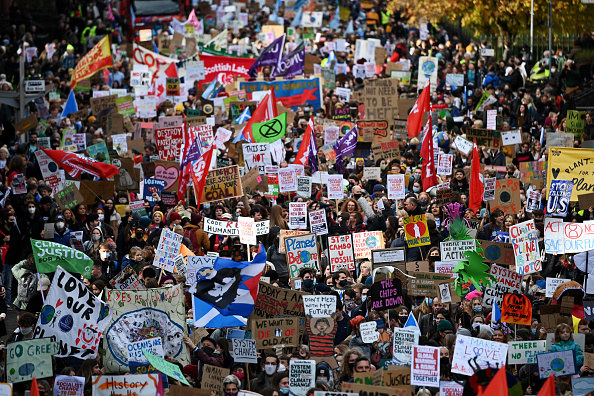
[388,0,593,38]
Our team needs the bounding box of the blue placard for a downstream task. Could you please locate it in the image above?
[143,178,167,205]
[239,78,322,111]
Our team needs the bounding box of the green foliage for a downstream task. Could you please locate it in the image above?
[452,250,496,296]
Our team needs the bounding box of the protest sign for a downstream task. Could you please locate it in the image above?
[387,174,405,200]
[33,267,110,359]
[243,143,271,173]
[546,277,570,298]
[547,180,573,217]
[357,120,389,145]
[483,177,496,201]
[238,216,257,245]
[437,154,453,175]
[392,328,419,366]
[547,147,594,201]
[370,278,403,311]
[186,256,216,286]
[572,377,594,396]
[507,340,547,364]
[364,167,382,180]
[451,335,508,375]
[204,218,239,235]
[327,175,344,199]
[378,141,401,162]
[537,350,577,378]
[230,338,257,363]
[289,202,307,229]
[200,364,230,396]
[203,165,243,203]
[54,375,85,396]
[285,233,319,278]
[411,345,440,387]
[289,360,316,396]
[563,221,594,253]
[566,110,585,135]
[143,178,166,204]
[544,218,564,255]
[328,234,356,272]
[547,132,574,148]
[501,129,522,145]
[352,231,384,259]
[155,126,184,160]
[435,187,453,206]
[519,161,547,189]
[440,240,477,262]
[434,261,457,277]
[360,79,399,128]
[403,215,430,248]
[526,189,542,212]
[127,337,163,374]
[360,321,380,344]
[253,282,306,318]
[143,351,189,385]
[303,295,337,318]
[55,183,85,210]
[371,248,405,269]
[31,239,93,278]
[154,228,183,272]
[7,338,59,383]
[501,293,532,325]
[353,369,384,386]
[279,167,298,192]
[482,264,522,308]
[491,178,521,214]
[251,317,300,348]
[510,220,541,275]
[279,230,309,253]
[479,240,515,265]
[407,272,455,299]
[104,284,189,372]
[454,136,473,155]
[342,382,408,396]
[91,374,158,396]
[297,176,312,198]
[315,393,357,396]
[308,209,328,235]
[466,128,501,149]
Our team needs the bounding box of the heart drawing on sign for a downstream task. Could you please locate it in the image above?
[552,168,560,179]
[405,222,427,240]
[155,165,179,189]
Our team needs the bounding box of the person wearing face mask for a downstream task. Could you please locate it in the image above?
[230,364,247,390]
[96,243,117,280]
[471,296,484,314]
[342,288,359,319]
[83,227,104,261]
[95,208,114,239]
[315,362,333,389]
[222,374,241,396]
[22,202,43,241]
[7,312,37,343]
[183,336,224,367]
[249,355,279,389]
[272,371,289,395]
[52,214,72,247]
[332,269,351,291]
[419,296,444,337]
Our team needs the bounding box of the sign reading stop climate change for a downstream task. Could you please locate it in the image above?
[403,215,430,248]
[285,233,319,278]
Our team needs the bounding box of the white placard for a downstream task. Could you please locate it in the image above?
[359,321,380,344]
[238,216,257,245]
[501,129,522,146]
[387,174,405,200]
[302,295,337,318]
[327,175,344,200]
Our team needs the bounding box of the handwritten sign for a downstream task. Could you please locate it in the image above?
[507,340,547,364]
[302,295,337,318]
[451,335,508,376]
[202,165,243,203]
[230,339,257,364]
[352,231,384,259]
[285,233,319,278]
[483,264,522,308]
[501,293,532,325]
[328,235,355,271]
[510,219,541,275]
[403,215,430,248]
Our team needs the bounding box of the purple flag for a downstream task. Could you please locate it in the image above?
[333,126,357,174]
[308,127,318,173]
[248,34,286,77]
[273,41,305,78]
[180,137,202,170]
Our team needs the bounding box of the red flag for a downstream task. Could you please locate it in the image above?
[242,92,277,142]
[419,115,438,190]
[468,139,484,213]
[30,377,40,396]
[42,149,118,179]
[407,82,431,138]
[478,366,508,396]
[190,146,214,204]
[154,62,178,97]
[537,375,555,396]
[294,117,314,166]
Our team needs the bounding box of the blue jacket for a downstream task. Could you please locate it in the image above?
[549,339,584,368]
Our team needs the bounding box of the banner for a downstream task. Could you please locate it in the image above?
[203,165,243,202]
[285,233,319,278]
[200,53,257,86]
[240,78,322,111]
[104,285,189,372]
[411,345,440,387]
[328,234,355,272]
[507,340,547,364]
[31,239,93,278]
[451,335,508,375]
[482,264,522,308]
[510,220,541,275]
[91,374,159,396]
[132,44,176,83]
[352,231,384,259]
[7,338,59,383]
[41,149,118,179]
[71,36,112,87]
[33,267,112,359]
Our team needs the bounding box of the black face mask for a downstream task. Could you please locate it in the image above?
[339,279,348,287]
[302,279,314,290]
[440,357,450,366]
[202,346,214,356]
[353,194,362,200]
[399,316,407,324]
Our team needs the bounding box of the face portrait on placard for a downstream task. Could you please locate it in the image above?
[310,317,334,336]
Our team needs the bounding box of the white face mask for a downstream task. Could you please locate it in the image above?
[21,327,33,336]
[100,251,109,260]
[28,207,36,214]
[98,214,104,221]
[264,364,277,376]
[92,235,101,241]
[56,222,65,229]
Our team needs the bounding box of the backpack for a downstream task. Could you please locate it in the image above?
[183,228,199,254]
[17,272,38,305]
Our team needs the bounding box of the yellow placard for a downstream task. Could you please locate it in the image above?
[403,214,430,248]
[547,147,594,201]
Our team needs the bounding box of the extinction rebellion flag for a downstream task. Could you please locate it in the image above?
[252,112,287,143]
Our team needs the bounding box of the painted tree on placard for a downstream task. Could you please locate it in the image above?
[388,0,592,37]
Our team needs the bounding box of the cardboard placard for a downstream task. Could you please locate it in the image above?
[201,364,230,395]
[202,165,243,203]
[371,248,406,269]
[55,183,85,210]
[241,166,268,195]
[79,180,115,204]
[251,317,300,349]
[407,272,456,300]
[253,282,306,318]
[153,160,179,193]
[361,79,399,129]
[342,382,408,396]
[479,240,515,265]
[491,178,521,215]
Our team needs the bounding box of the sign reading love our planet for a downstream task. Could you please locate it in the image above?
[547,147,594,201]
[403,215,430,248]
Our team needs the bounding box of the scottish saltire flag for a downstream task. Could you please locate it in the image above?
[235,107,251,124]
[403,312,421,335]
[492,300,501,323]
[192,245,266,327]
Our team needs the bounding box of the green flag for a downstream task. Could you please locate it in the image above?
[31,239,93,279]
[252,112,287,143]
